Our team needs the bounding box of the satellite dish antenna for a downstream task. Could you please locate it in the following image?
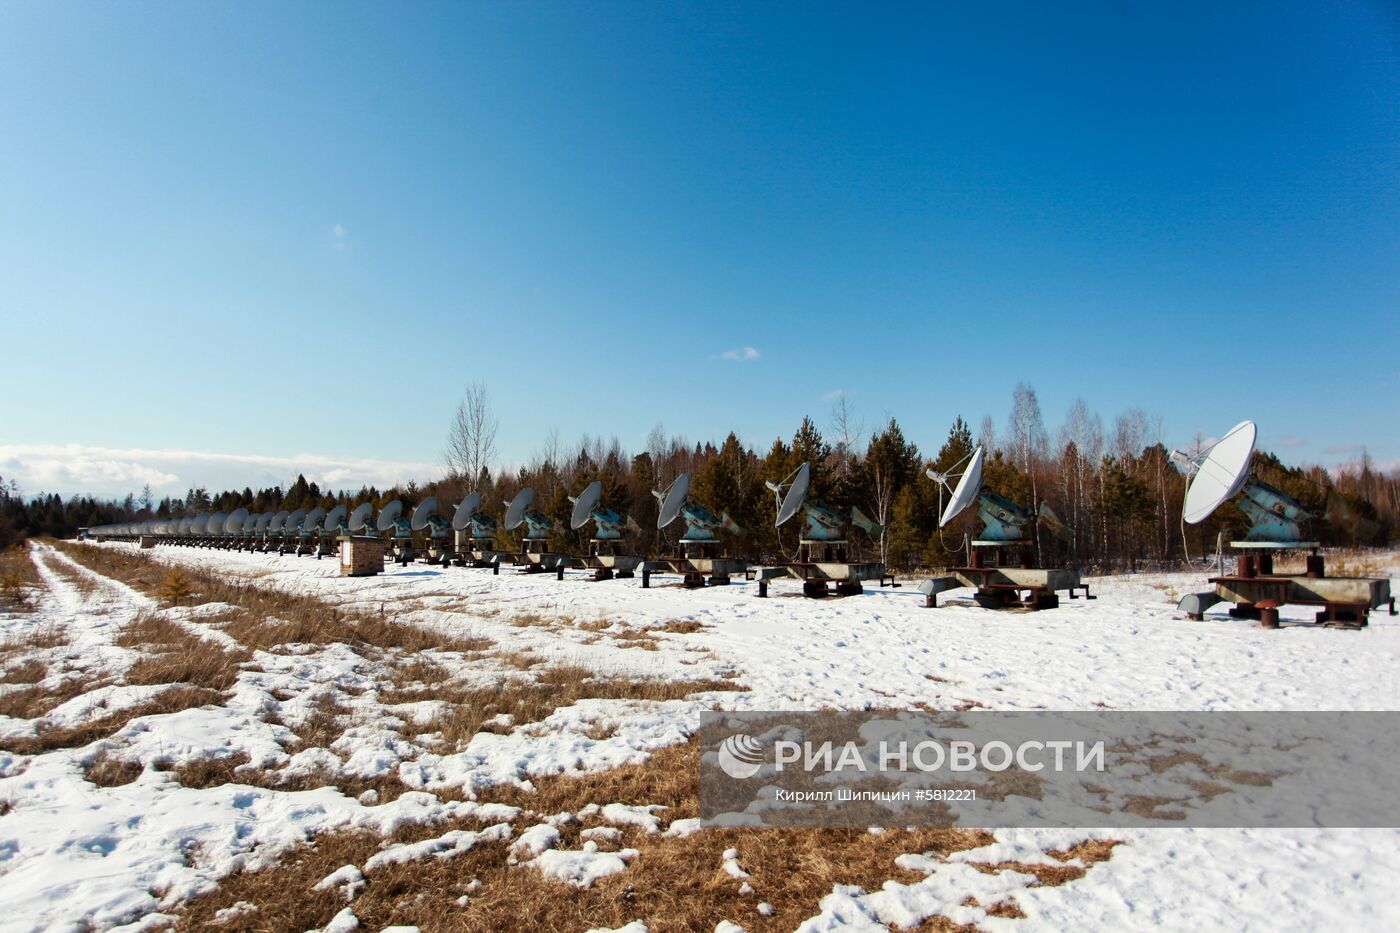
[504,488,534,530]
[207,512,227,536]
[411,496,438,532]
[270,510,289,532]
[936,447,985,528]
[243,513,260,533]
[452,493,482,530]
[1182,421,1257,524]
[349,502,374,533]
[303,506,327,531]
[377,499,403,532]
[225,508,249,533]
[768,463,811,527]
[656,473,691,529]
[570,481,603,530]
[284,509,306,532]
[324,504,348,531]
[255,513,273,533]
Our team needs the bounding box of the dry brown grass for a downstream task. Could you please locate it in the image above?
[174,740,1116,933]
[117,612,249,691]
[171,751,254,789]
[0,544,43,611]
[1,657,46,684]
[656,619,706,634]
[84,750,144,787]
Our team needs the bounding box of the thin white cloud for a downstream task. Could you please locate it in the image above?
[331,223,349,251]
[822,389,846,401]
[1271,435,1307,449]
[720,346,760,362]
[0,443,436,500]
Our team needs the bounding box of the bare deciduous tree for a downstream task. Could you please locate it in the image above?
[444,382,499,486]
[828,394,864,479]
[1008,383,1049,559]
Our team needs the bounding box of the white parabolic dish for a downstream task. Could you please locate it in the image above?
[775,462,812,527]
[570,481,602,530]
[453,493,482,530]
[504,488,534,530]
[657,473,690,530]
[376,500,403,533]
[1183,420,1257,524]
[349,503,374,533]
[939,446,985,528]
[411,497,438,531]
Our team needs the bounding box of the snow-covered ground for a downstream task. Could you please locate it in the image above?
[3,540,1399,931]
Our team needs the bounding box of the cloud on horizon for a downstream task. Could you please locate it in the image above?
[720,346,760,362]
[0,443,437,500]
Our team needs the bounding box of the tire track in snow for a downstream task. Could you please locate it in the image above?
[40,544,243,652]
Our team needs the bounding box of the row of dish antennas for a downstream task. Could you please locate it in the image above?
[84,471,751,551]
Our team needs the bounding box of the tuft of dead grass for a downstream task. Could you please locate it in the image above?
[1,658,46,685]
[84,750,144,787]
[0,544,43,612]
[118,612,249,692]
[656,619,705,635]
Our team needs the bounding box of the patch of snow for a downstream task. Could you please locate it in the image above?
[313,864,366,902]
[529,847,639,888]
[600,802,665,833]
[509,824,561,860]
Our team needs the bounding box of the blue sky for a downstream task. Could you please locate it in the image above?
[1,1,1396,498]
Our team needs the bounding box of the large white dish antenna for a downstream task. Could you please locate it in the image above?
[1183,420,1257,524]
[570,481,602,530]
[348,502,374,533]
[453,493,482,530]
[243,513,260,533]
[504,488,534,530]
[255,513,273,533]
[324,505,348,531]
[657,473,690,529]
[775,463,811,527]
[411,497,437,532]
[939,446,985,528]
[207,512,227,536]
[270,510,289,532]
[284,509,306,532]
[303,506,327,531]
[377,500,403,532]
[225,509,249,533]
